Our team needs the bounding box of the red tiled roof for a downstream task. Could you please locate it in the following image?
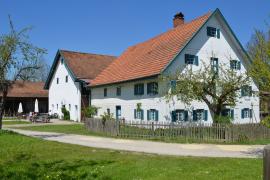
[91,12,211,86]
[2,81,48,98]
[60,50,116,81]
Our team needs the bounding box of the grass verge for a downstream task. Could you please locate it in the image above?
[0,130,263,179]
[3,121,31,125]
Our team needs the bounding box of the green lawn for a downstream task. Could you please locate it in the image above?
[3,121,31,125]
[15,124,270,145]
[0,130,263,179]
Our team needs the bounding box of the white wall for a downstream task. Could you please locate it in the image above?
[48,57,82,121]
[91,13,260,124]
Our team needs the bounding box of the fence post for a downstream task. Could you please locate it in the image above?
[264,145,270,180]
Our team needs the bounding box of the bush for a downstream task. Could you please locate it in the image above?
[100,112,114,126]
[261,116,270,128]
[61,107,70,120]
[83,106,99,118]
[214,115,232,124]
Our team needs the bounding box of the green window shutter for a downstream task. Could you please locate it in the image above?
[193,110,197,121]
[241,87,244,97]
[195,56,199,66]
[171,80,176,91]
[207,27,211,36]
[217,29,220,39]
[184,110,188,121]
[141,84,144,95]
[134,85,137,95]
[230,109,234,119]
[230,61,233,69]
[185,54,189,64]
[147,110,150,120]
[249,86,252,96]
[147,83,151,94]
[241,109,244,119]
[238,61,241,70]
[155,110,159,121]
[204,110,208,121]
[171,111,176,122]
[134,109,137,119]
[141,110,144,120]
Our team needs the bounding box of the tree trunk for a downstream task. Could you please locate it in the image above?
[0,89,7,130]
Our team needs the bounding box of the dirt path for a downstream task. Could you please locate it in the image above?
[7,128,264,158]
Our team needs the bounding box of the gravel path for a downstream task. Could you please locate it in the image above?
[7,128,264,158]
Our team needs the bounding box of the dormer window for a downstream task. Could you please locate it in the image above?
[207,26,220,39]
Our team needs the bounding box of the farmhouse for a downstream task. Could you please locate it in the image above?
[46,8,260,123]
[44,50,115,121]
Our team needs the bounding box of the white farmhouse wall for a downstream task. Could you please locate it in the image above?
[91,14,260,124]
[48,58,82,121]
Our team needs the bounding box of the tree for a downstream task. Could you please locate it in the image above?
[248,30,270,92]
[163,61,250,123]
[0,17,46,129]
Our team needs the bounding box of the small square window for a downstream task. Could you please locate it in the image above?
[147,82,158,95]
[104,88,107,97]
[134,83,144,95]
[185,54,198,65]
[116,87,121,96]
[241,85,252,97]
[230,60,241,70]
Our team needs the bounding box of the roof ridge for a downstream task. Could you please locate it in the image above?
[59,49,117,58]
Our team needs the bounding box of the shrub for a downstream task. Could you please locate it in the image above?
[83,106,99,118]
[261,115,270,128]
[214,115,232,124]
[61,107,70,120]
[100,112,114,126]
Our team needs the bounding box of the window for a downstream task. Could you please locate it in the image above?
[147,82,158,95]
[230,60,241,70]
[193,109,208,121]
[104,88,107,97]
[107,108,110,114]
[185,54,198,65]
[134,109,144,120]
[207,26,220,38]
[57,78,59,84]
[171,110,188,122]
[241,85,252,97]
[134,83,144,95]
[69,104,71,111]
[222,109,234,119]
[241,108,252,119]
[211,57,218,74]
[170,80,176,92]
[65,76,68,83]
[147,109,158,121]
[61,58,64,64]
[116,87,121,96]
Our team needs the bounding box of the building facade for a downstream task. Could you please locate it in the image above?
[89,9,260,123]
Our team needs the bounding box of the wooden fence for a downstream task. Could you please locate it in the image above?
[84,118,270,143]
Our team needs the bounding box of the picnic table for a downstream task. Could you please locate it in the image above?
[30,113,50,123]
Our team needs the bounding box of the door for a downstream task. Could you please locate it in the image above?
[116,106,121,120]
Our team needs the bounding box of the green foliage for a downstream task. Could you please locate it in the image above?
[248,30,270,92]
[61,107,70,120]
[83,106,99,118]
[214,115,232,124]
[261,115,270,128]
[100,112,114,125]
[136,103,142,111]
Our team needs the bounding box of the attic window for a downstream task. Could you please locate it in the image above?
[207,26,220,38]
[61,58,64,64]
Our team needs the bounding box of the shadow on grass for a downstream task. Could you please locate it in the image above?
[0,151,115,179]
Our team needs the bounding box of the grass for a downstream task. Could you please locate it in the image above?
[14,124,270,145]
[3,121,31,125]
[0,130,263,179]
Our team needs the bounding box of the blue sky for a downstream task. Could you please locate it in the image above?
[1,0,269,65]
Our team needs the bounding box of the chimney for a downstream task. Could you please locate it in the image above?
[173,12,184,28]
